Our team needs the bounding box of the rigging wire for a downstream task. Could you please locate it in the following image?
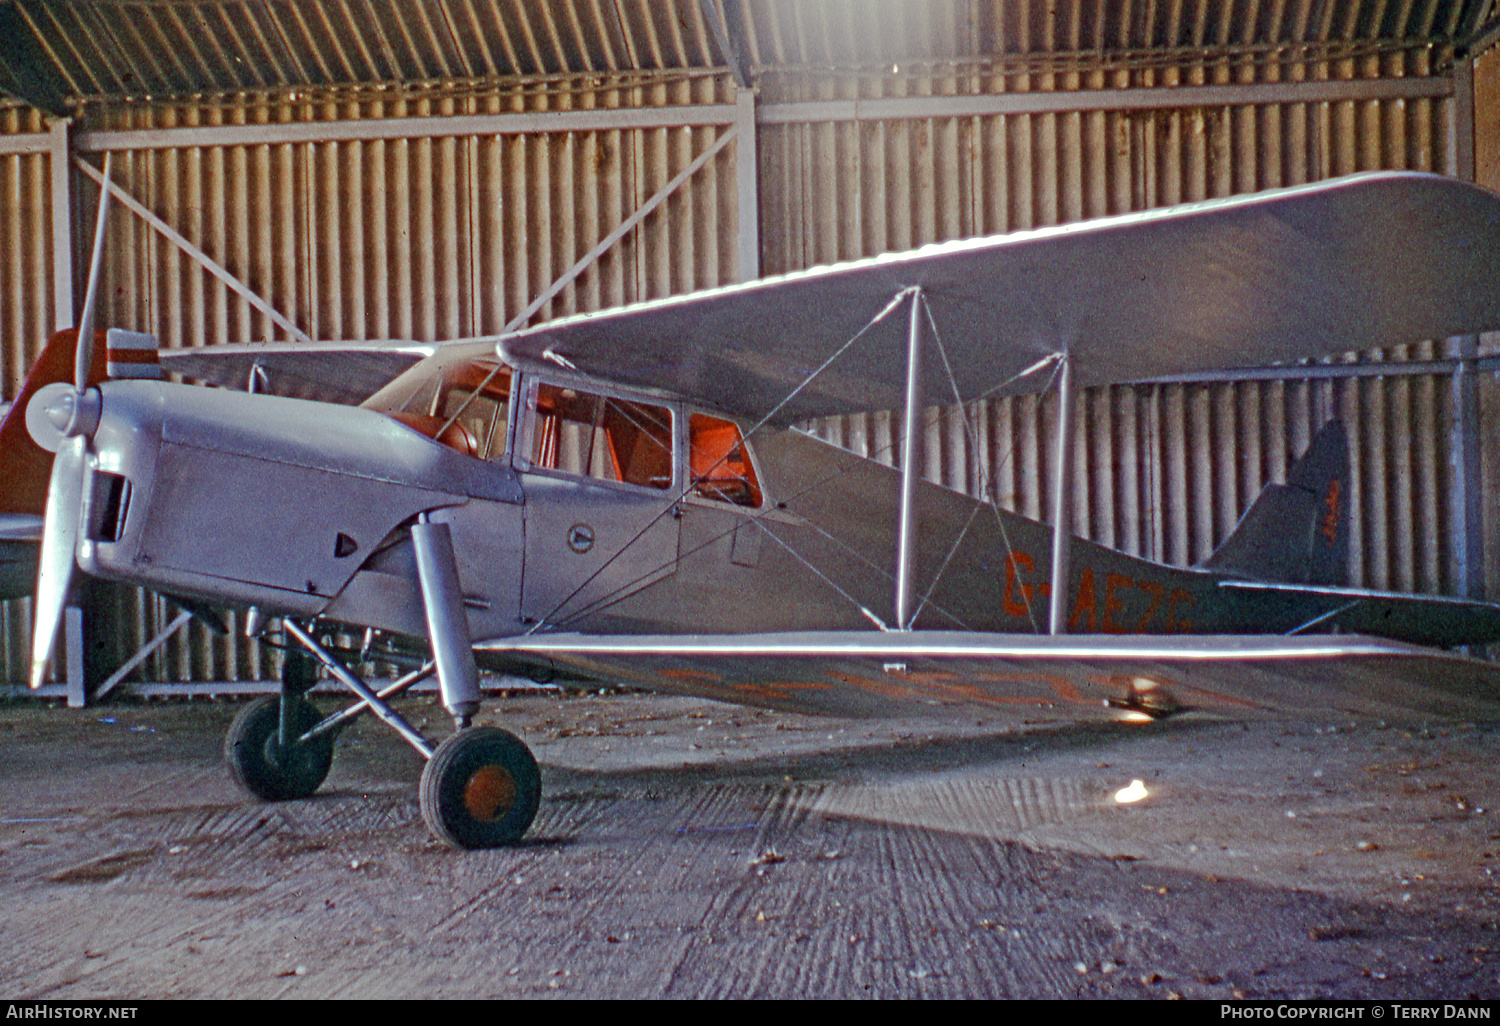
[530,286,1069,637]
[545,438,978,634]
[528,285,920,633]
[916,304,1063,633]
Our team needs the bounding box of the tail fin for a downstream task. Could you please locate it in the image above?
[0,329,108,515]
[1198,420,1350,586]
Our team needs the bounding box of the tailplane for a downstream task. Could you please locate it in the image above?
[1198,420,1350,586]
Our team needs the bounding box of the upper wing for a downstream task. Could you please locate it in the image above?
[501,172,1500,424]
[481,630,1500,724]
[159,340,434,404]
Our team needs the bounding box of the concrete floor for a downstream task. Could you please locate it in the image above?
[2,689,1499,998]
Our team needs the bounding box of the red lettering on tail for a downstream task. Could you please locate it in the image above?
[1320,479,1340,544]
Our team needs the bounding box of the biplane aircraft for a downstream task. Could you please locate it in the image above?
[22,168,1500,849]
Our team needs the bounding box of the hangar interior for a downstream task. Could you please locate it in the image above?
[1,0,1498,698]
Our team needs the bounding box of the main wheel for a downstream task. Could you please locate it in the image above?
[225,695,335,801]
[420,727,540,849]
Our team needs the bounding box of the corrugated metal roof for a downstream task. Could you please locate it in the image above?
[0,0,1493,110]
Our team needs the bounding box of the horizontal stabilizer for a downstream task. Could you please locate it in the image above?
[1219,580,1500,648]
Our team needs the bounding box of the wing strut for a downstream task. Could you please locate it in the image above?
[1047,354,1076,635]
[895,288,924,629]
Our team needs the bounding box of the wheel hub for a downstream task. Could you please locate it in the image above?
[462,765,516,821]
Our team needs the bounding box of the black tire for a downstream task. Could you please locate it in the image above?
[225,694,334,801]
[420,727,540,849]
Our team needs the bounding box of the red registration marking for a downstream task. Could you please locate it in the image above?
[1321,479,1341,544]
[826,670,931,702]
[656,667,758,704]
[1003,550,1196,634]
[1003,552,1039,616]
[968,671,1084,705]
[735,681,833,703]
[1102,572,1132,633]
[1069,567,1096,631]
[661,669,721,685]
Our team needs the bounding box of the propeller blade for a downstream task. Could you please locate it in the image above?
[73,153,112,393]
[29,436,85,689]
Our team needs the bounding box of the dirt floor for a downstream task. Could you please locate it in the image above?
[3,687,1500,999]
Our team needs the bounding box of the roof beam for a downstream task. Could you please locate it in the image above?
[1464,16,1500,57]
[698,0,753,88]
[1460,0,1500,56]
[0,0,70,117]
[71,104,738,152]
[0,73,1453,159]
[758,76,1452,124]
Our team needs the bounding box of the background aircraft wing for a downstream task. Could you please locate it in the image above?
[0,512,42,601]
[501,172,1500,424]
[482,631,1500,724]
[160,340,433,404]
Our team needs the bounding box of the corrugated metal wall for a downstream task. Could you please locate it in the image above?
[0,44,1492,684]
[0,107,53,397]
[94,75,735,348]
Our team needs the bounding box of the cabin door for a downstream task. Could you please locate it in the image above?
[516,381,680,630]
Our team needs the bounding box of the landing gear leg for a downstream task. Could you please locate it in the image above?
[224,632,335,801]
[245,515,543,849]
[411,516,541,848]
[410,517,481,730]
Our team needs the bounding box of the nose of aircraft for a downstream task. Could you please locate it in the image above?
[43,388,102,438]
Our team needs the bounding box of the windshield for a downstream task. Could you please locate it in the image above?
[364,350,513,461]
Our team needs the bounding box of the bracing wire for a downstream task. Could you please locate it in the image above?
[530,287,1069,637]
[529,286,920,633]
[913,300,1062,633]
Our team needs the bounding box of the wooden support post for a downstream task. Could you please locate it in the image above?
[1453,335,1485,604]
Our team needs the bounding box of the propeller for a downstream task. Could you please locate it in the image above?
[29,155,112,690]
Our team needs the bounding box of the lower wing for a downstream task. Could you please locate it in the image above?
[479,631,1500,724]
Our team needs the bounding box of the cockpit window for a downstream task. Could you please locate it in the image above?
[364,355,512,461]
[689,414,762,508]
[528,383,673,490]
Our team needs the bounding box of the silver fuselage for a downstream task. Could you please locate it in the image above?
[68,372,1490,656]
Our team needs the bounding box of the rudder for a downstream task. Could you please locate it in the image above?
[1198,420,1350,586]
